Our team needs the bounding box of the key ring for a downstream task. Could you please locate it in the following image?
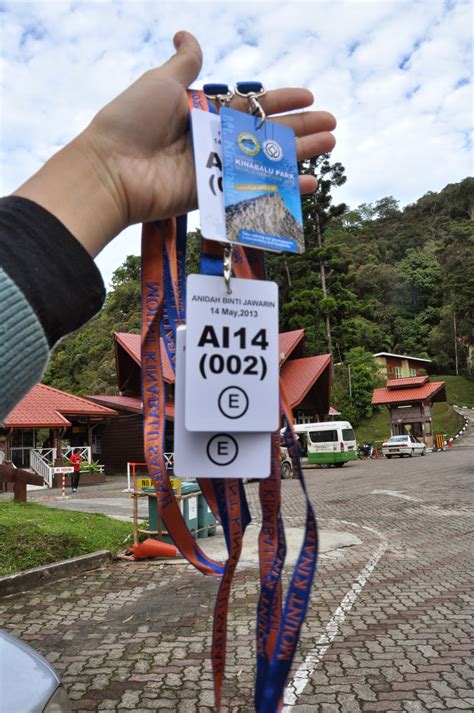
[235,82,267,129]
[204,83,234,108]
[223,244,233,294]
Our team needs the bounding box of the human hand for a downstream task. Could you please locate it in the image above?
[14,31,336,256]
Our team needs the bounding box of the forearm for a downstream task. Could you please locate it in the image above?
[0,197,105,421]
[13,134,126,258]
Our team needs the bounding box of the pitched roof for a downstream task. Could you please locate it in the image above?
[280,354,332,408]
[279,329,304,364]
[3,384,117,428]
[373,352,431,363]
[87,394,175,419]
[86,395,143,413]
[114,332,174,383]
[372,381,446,406]
[115,330,305,382]
[386,376,429,389]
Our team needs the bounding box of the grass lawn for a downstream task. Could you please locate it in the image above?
[436,374,474,408]
[0,502,133,576]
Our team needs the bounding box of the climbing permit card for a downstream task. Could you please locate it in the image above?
[174,327,271,479]
[185,274,279,433]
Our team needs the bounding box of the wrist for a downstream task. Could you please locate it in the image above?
[13,132,127,257]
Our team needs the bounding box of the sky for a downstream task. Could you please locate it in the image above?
[1,0,472,288]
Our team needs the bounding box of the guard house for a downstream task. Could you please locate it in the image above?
[0,384,116,487]
[373,352,431,380]
[87,329,333,471]
[371,376,447,447]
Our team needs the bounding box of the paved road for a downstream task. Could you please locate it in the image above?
[453,406,474,447]
[1,449,473,712]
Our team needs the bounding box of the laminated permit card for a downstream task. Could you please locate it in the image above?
[221,107,305,253]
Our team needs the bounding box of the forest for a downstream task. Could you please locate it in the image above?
[43,168,473,425]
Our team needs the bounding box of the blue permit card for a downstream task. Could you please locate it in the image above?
[221,107,304,253]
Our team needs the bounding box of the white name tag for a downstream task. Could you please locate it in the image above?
[191,109,229,243]
[185,274,279,432]
[174,327,271,479]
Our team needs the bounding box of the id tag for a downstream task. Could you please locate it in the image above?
[190,109,229,243]
[185,274,279,432]
[221,107,304,253]
[174,327,271,479]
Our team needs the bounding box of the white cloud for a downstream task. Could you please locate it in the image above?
[1,0,472,287]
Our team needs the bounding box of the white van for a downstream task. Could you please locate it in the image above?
[291,421,357,467]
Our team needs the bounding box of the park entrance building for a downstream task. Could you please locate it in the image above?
[371,376,447,448]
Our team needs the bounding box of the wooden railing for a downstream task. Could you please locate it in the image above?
[30,449,55,487]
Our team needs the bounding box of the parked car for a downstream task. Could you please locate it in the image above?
[0,630,72,712]
[382,435,427,458]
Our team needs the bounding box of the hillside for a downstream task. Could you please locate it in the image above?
[43,177,474,396]
[437,374,474,408]
[266,175,474,373]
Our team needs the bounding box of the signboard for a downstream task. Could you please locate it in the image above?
[136,476,183,491]
[136,477,152,490]
[51,466,74,474]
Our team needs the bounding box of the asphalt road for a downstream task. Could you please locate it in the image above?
[1,448,472,712]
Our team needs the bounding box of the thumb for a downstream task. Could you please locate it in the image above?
[159,31,203,88]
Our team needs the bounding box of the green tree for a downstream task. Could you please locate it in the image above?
[267,154,349,355]
[333,348,383,425]
[44,256,141,395]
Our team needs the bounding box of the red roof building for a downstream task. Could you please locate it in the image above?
[3,384,116,428]
[1,384,116,471]
[88,330,332,472]
[372,376,446,447]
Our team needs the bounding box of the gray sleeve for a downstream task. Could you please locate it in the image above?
[0,267,49,421]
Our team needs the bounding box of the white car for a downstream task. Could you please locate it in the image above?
[0,630,72,712]
[382,435,427,458]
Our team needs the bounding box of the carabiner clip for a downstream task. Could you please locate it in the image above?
[223,245,233,295]
[235,82,267,129]
[204,83,234,108]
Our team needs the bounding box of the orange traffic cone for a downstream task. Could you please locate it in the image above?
[132,538,178,560]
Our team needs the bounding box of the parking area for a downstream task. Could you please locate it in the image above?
[1,448,473,712]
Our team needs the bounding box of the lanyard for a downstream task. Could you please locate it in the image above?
[143,112,252,705]
[141,220,224,577]
[257,382,319,712]
[141,86,319,712]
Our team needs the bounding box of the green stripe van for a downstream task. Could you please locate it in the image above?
[292,421,357,467]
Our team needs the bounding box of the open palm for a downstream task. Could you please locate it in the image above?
[86,31,337,227]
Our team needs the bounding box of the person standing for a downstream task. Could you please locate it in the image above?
[69,449,82,493]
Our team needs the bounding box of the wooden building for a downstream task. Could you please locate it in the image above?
[373,352,431,380]
[371,376,447,447]
[0,383,116,487]
[88,329,333,473]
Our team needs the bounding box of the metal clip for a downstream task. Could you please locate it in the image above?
[223,245,233,294]
[235,82,267,129]
[204,83,234,108]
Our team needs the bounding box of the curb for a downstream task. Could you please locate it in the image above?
[0,550,112,599]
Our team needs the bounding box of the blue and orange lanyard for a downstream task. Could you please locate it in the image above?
[140,88,318,712]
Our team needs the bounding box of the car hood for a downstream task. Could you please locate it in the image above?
[0,630,60,713]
